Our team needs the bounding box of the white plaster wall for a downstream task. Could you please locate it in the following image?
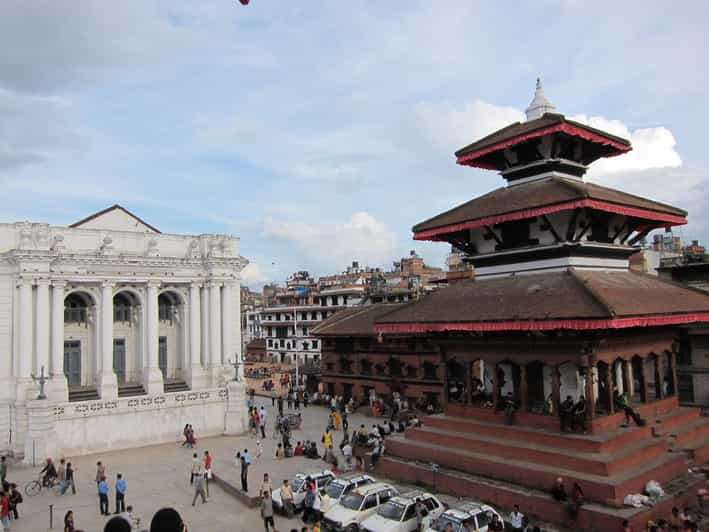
[158,319,181,377]
[0,272,13,391]
[53,391,228,456]
[559,363,580,401]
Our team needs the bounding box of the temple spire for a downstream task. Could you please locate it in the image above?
[525,77,556,121]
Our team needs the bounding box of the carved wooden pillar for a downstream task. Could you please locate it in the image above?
[669,349,678,397]
[605,363,614,414]
[492,362,500,410]
[584,365,595,421]
[519,363,528,412]
[640,357,649,403]
[551,365,561,416]
[655,353,665,400]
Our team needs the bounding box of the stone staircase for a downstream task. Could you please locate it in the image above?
[68,386,99,402]
[163,379,189,393]
[377,405,709,531]
[117,383,146,397]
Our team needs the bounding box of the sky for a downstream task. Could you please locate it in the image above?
[1,1,708,288]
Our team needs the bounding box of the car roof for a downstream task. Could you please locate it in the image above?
[445,501,493,518]
[295,470,335,479]
[332,474,375,485]
[388,491,436,505]
[350,482,395,496]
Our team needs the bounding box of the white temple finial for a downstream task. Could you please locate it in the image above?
[525,77,556,121]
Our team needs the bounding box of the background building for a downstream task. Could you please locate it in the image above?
[0,205,248,460]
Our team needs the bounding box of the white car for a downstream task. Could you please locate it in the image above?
[424,501,503,532]
[322,482,399,532]
[360,491,446,532]
[271,469,335,513]
[321,474,376,513]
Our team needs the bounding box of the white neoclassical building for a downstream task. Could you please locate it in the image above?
[0,205,249,461]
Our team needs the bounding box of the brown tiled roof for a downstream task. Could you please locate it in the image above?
[412,177,686,234]
[312,304,405,337]
[70,204,162,233]
[454,113,630,158]
[375,269,709,328]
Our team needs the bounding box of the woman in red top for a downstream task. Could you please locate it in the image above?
[0,490,10,531]
[204,451,212,497]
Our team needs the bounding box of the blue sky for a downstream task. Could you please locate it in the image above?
[1,1,707,287]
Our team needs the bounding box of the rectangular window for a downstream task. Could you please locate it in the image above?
[312,340,318,349]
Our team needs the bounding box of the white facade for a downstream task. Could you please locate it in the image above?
[0,206,249,460]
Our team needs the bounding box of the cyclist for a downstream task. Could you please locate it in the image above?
[39,458,57,487]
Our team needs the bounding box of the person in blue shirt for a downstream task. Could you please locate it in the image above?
[114,473,126,514]
[97,476,109,515]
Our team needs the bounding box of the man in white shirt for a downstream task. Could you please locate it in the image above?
[509,505,524,531]
[259,406,267,438]
[119,505,139,530]
[342,443,353,469]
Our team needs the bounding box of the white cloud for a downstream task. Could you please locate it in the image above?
[261,211,397,274]
[413,100,524,155]
[241,262,267,285]
[570,114,682,176]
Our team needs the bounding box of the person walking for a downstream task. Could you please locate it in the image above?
[114,473,126,514]
[190,453,200,485]
[0,490,10,532]
[0,457,7,486]
[96,461,106,486]
[191,465,207,506]
[63,462,76,495]
[259,406,268,439]
[57,458,67,495]
[281,479,294,518]
[261,490,275,532]
[8,484,21,520]
[204,451,212,496]
[182,424,189,447]
[240,449,250,492]
[98,476,110,515]
[256,440,263,461]
[63,510,75,532]
[509,505,525,532]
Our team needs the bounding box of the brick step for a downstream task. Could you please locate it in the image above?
[164,380,189,393]
[684,437,709,464]
[118,384,146,397]
[68,387,99,402]
[670,418,709,447]
[377,457,708,532]
[423,407,699,454]
[405,426,667,477]
[385,436,687,504]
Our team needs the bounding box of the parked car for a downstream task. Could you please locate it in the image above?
[321,473,376,513]
[322,482,399,532]
[361,491,445,532]
[272,469,336,513]
[424,501,502,532]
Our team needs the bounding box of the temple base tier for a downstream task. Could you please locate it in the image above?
[377,396,709,531]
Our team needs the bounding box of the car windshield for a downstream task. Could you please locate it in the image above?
[435,516,461,532]
[377,501,406,521]
[292,477,305,492]
[325,482,345,499]
[341,492,364,510]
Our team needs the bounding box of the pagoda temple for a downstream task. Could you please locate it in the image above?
[314,80,709,530]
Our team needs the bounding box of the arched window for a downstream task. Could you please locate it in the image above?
[113,293,132,322]
[158,294,175,322]
[64,293,88,323]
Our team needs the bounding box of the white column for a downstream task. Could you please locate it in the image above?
[209,280,222,385]
[200,285,209,367]
[143,282,163,395]
[35,279,50,377]
[186,283,204,389]
[221,282,233,367]
[50,281,68,401]
[98,282,117,399]
[234,279,244,380]
[17,279,33,379]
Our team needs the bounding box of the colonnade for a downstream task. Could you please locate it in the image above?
[13,276,240,401]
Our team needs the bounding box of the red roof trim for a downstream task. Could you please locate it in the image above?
[413,199,687,241]
[456,123,632,168]
[375,312,709,333]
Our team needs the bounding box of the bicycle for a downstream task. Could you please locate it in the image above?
[24,474,61,497]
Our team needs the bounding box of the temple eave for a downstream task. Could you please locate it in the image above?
[374,312,709,334]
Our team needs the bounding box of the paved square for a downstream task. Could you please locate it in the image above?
[5,397,380,532]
